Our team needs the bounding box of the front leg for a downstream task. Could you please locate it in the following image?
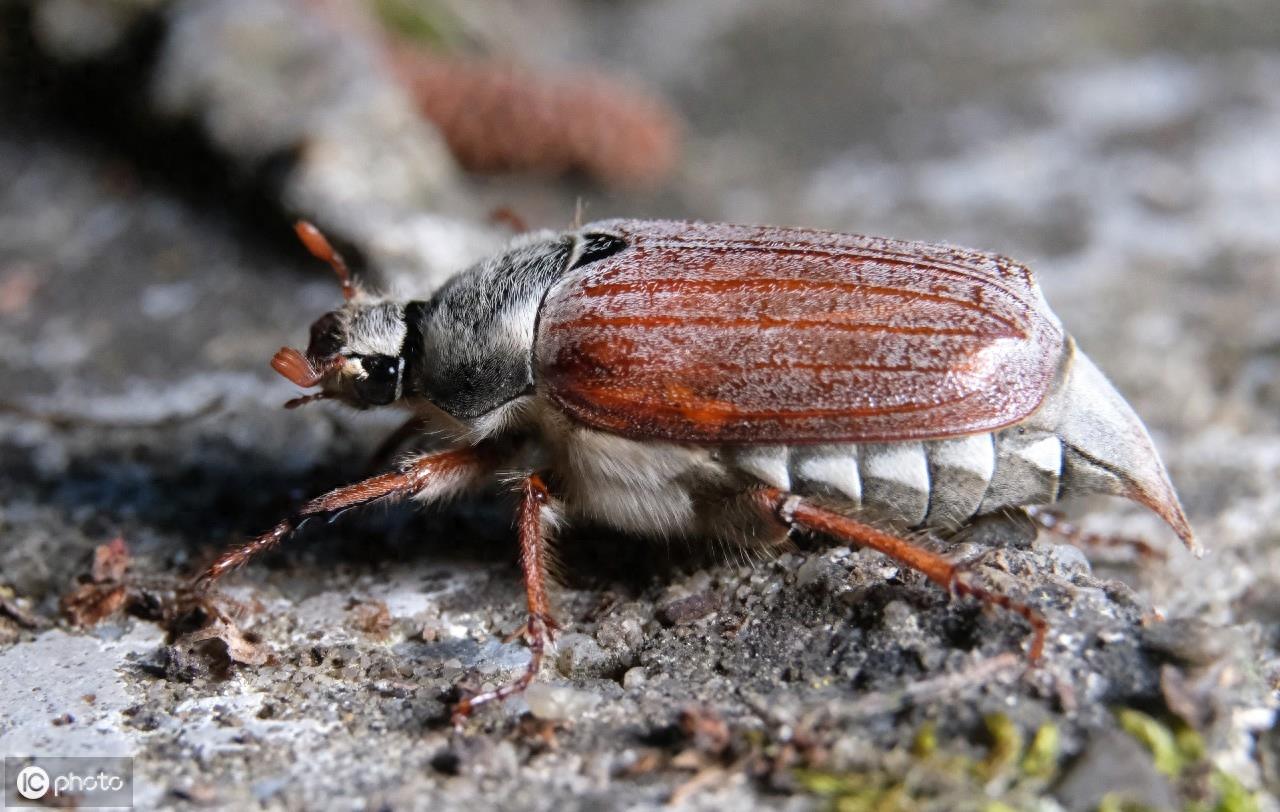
[451,473,559,726]
[198,445,492,585]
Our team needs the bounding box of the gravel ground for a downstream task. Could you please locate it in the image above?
[1,2,1278,810]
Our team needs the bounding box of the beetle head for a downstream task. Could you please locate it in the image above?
[272,222,618,428]
[271,223,410,410]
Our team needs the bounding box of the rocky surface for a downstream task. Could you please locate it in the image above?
[1,1,1278,810]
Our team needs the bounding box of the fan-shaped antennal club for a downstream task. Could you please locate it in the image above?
[272,347,324,387]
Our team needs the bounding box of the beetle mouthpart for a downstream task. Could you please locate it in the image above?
[283,392,330,409]
[272,347,325,387]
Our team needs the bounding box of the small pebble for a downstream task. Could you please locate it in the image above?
[524,683,601,721]
[795,554,835,587]
[881,600,919,635]
[555,633,616,678]
[595,605,647,651]
[657,592,718,626]
[1047,542,1092,573]
[622,667,647,689]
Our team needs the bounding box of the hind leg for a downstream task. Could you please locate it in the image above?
[754,488,1047,662]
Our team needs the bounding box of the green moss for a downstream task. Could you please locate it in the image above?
[836,784,907,812]
[797,716,1065,811]
[1116,709,1184,777]
[796,769,856,796]
[742,729,767,750]
[1097,793,1160,812]
[796,769,901,812]
[1210,769,1260,812]
[1175,724,1207,765]
[912,721,938,758]
[1114,707,1260,812]
[1020,724,1060,780]
[800,703,1251,810]
[371,0,467,48]
[980,713,1024,780]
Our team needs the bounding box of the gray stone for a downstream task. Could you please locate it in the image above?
[1054,729,1178,812]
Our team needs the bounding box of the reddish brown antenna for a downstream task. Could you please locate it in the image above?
[294,220,355,301]
[272,347,321,387]
[489,206,529,234]
[271,347,343,408]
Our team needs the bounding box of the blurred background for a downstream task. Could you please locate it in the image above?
[2,1,1279,809]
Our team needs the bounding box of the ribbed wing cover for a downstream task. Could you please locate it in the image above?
[536,220,1065,444]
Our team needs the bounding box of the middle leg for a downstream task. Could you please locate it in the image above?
[1026,505,1166,562]
[451,473,560,725]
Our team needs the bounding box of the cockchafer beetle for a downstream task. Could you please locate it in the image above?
[201,218,1197,724]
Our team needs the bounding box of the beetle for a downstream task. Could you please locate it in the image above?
[201,218,1197,724]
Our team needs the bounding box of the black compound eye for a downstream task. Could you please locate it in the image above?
[353,355,401,406]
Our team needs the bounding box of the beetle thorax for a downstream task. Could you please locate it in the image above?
[411,233,575,421]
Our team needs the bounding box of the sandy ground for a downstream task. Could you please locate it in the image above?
[1,2,1278,809]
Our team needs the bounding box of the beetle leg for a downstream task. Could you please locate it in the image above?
[488,205,530,233]
[754,487,1047,663]
[197,445,491,586]
[1025,506,1166,562]
[364,415,433,474]
[451,473,559,726]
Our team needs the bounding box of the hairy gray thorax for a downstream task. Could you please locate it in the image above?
[413,234,575,419]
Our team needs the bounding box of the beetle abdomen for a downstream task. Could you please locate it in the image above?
[711,340,1196,551]
[925,435,997,527]
[726,429,1063,533]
